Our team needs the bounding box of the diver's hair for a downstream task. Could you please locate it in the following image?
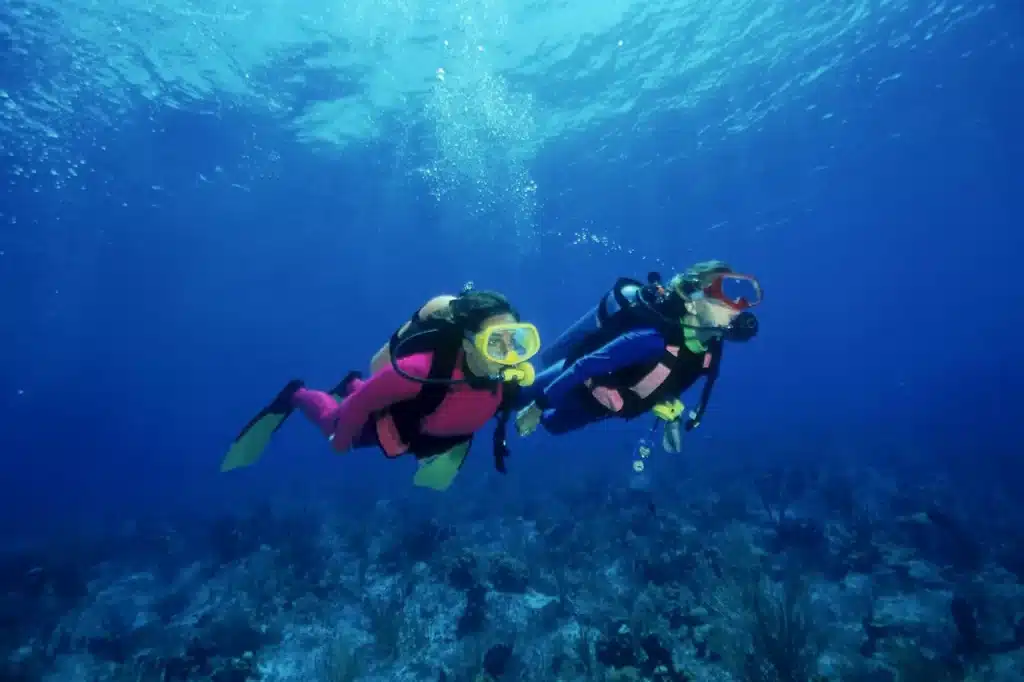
[447,290,519,332]
[669,260,734,298]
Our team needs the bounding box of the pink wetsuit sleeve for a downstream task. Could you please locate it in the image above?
[330,355,427,451]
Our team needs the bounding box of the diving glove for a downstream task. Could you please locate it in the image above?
[683,409,701,432]
[652,399,685,422]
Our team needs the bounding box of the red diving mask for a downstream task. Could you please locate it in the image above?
[702,273,763,311]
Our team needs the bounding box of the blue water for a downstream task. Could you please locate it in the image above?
[1,2,1023,678]
[1,1,1021,541]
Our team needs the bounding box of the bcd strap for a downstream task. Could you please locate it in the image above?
[388,306,435,356]
[690,339,722,425]
[388,309,506,462]
[492,405,511,474]
[615,343,688,419]
[388,312,463,446]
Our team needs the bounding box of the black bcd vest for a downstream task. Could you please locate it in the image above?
[566,278,720,419]
[387,312,515,472]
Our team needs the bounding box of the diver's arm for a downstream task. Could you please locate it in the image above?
[536,330,666,409]
[331,355,426,450]
[369,295,456,373]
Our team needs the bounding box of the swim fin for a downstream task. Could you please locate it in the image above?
[220,379,303,472]
[413,441,471,492]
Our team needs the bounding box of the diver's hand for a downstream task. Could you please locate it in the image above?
[683,409,701,432]
[515,403,543,437]
[662,419,683,453]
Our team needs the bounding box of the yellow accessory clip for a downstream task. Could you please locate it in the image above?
[473,322,541,366]
[652,399,685,422]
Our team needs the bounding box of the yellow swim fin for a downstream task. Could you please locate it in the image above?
[413,441,471,491]
[220,380,302,472]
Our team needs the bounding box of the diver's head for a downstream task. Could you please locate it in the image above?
[668,260,763,341]
[449,291,524,378]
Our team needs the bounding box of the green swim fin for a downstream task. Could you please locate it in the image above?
[413,441,471,491]
[220,380,303,472]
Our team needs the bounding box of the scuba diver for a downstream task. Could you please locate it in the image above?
[220,287,541,491]
[514,260,761,453]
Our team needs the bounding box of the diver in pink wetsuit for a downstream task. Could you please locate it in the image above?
[220,288,542,491]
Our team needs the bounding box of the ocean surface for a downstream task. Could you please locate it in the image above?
[1,0,1022,680]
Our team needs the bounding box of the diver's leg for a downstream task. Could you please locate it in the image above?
[515,360,565,406]
[291,388,343,438]
[539,306,601,367]
[540,392,607,435]
[292,384,382,453]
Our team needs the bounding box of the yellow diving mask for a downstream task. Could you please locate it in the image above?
[470,322,541,386]
[472,322,541,366]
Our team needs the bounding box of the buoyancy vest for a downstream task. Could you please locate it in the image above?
[382,310,516,472]
[565,278,721,419]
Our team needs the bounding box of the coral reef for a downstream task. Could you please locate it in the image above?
[1,455,1022,682]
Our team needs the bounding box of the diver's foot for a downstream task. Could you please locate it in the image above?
[329,371,363,399]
